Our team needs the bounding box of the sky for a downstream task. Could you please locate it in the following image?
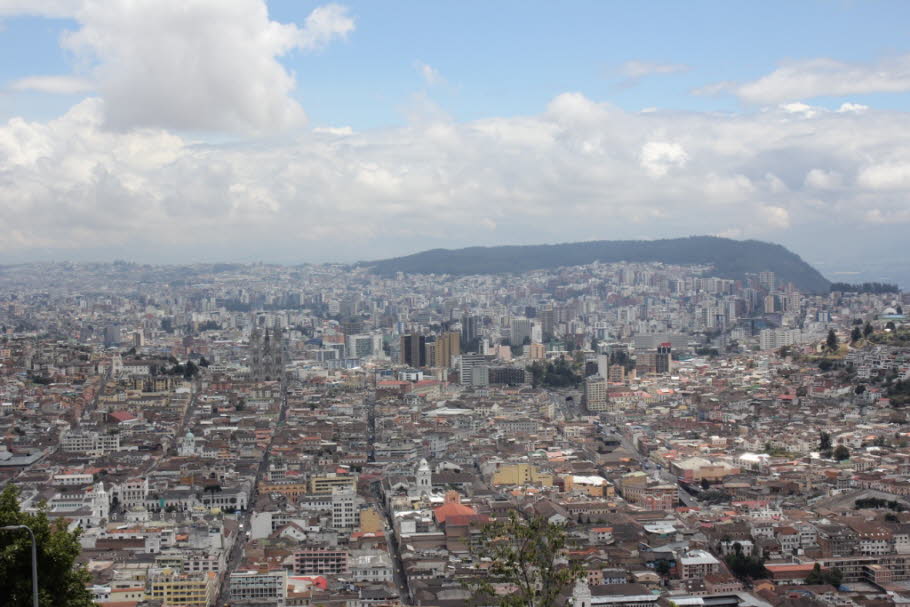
[1,1,910,285]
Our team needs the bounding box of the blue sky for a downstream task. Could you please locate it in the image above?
[5,1,910,127]
[1,1,910,286]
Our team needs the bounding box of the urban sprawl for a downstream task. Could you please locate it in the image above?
[1,260,909,607]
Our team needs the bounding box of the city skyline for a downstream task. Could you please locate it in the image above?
[1,1,909,285]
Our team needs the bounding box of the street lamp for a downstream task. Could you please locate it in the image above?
[1,524,39,607]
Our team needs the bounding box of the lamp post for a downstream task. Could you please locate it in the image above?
[0,524,39,607]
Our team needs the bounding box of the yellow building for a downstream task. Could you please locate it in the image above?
[434,331,462,369]
[148,569,217,607]
[309,472,357,494]
[491,463,553,487]
[258,480,308,502]
[563,475,614,497]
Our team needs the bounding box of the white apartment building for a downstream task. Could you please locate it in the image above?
[61,430,120,455]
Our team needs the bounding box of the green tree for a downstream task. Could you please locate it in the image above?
[0,485,94,607]
[826,329,839,352]
[864,322,874,337]
[183,360,199,379]
[833,445,850,461]
[819,432,832,453]
[851,327,862,343]
[470,511,581,607]
[723,551,768,580]
[804,562,843,587]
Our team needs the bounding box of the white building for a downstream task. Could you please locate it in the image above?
[61,430,120,456]
[331,486,358,531]
[348,550,393,583]
[229,569,287,604]
[677,550,721,580]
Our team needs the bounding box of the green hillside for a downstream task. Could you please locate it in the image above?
[363,236,830,293]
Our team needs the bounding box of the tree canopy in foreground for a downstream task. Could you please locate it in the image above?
[0,485,94,607]
[470,511,582,607]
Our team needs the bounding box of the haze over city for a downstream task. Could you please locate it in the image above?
[6,4,910,607]
[1,1,909,285]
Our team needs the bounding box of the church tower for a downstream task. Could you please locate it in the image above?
[416,458,432,496]
[571,579,592,607]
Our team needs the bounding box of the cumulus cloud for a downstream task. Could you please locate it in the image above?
[857,162,910,190]
[9,75,94,94]
[5,0,354,133]
[700,55,910,104]
[6,92,910,260]
[640,141,688,177]
[759,205,791,229]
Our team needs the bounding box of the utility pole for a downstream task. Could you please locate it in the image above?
[1,524,39,607]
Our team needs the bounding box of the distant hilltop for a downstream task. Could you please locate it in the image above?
[363,236,831,293]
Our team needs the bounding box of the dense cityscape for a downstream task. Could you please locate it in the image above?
[6,2,910,607]
[1,259,909,607]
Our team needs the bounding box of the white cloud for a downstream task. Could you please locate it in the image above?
[0,1,80,17]
[779,102,819,118]
[837,102,868,113]
[9,75,94,94]
[619,60,690,79]
[5,0,354,133]
[640,141,688,177]
[804,168,842,190]
[298,4,355,51]
[415,61,445,86]
[703,55,910,104]
[3,93,910,259]
[715,228,743,239]
[313,126,354,136]
[760,205,791,229]
[857,162,910,190]
[691,81,736,96]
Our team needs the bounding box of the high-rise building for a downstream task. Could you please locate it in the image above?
[510,318,533,346]
[608,364,625,383]
[763,295,777,314]
[459,354,488,386]
[539,308,555,340]
[461,315,481,350]
[345,334,373,359]
[656,343,671,375]
[331,486,358,530]
[596,354,609,378]
[400,334,426,367]
[584,376,608,412]
[103,325,121,347]
[434,331,461,368]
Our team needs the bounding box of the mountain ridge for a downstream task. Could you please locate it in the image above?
[362,236,831,293]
